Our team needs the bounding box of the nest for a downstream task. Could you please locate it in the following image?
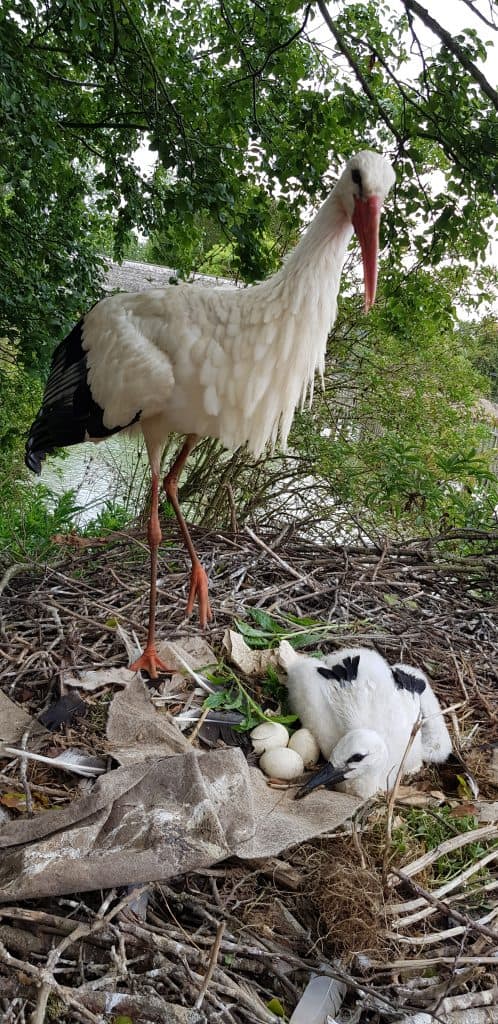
[0,523,497,1023]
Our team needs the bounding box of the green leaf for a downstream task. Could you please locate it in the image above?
[247,607,284,632]
[266,997,286,1017]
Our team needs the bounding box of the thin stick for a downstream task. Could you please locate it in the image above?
[0,563,31,596]
[383,714,422,878]
[18,730,34,817]
[195,921,226,1009]
[389,823,498,883]
[244,525,313,585]
[30,887,146,1024]
[188,705,212,744]
[441,986,498,1014]
[392,869,498,943]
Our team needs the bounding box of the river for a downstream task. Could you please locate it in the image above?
[40,435,150,526]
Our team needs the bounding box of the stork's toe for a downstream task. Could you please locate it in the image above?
[186,561,212,627]
[129,646,173,679]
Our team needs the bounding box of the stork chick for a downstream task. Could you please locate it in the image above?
[279,643,457,800]
[393,662,478,798]
[26,152,395,678]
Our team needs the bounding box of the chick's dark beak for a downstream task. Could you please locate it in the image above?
[294,760,347,800]
[352,194,382,312]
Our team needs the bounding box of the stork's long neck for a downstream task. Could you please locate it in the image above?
[282,188,353,289]
[241,186,354,455]
[275,191,353,331]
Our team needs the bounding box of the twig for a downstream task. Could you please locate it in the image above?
[188,705,212,744]
[368,955,498,969]
[0,941,101,1024]
[224,483,238,534]
[244,526,314,585]
[383,714,423,877]
[195,921,226,1009]
[389,857,498,917]
[30,887,145,1024]
[0,564,31,596]
[403,0,498,111]
[441,986,498,1014]
[18,731,34,817]
[388,823,498,883]
[391,869,498,943]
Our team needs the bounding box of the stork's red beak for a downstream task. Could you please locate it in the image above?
[352,194,382,312]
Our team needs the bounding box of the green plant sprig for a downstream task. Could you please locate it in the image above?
[204,664,297,732]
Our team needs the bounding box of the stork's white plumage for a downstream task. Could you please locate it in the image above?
[391,662,453,764]
[279,643,454,799]
[26,151,395,677]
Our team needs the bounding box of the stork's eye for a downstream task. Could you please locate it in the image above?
[351,168,362,189]
[348,752,365,763]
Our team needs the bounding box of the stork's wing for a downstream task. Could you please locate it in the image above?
[418,677,453,763]
[317,654,360,685]
[393,664,452,764]
[25,319,141,474]
[392,666,426,696]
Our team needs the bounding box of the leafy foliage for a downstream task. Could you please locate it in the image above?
[1,0,497,325]
[0,0,497,547]
[0,482,80,561]
[236,607,341,650]
[204,665,297,732]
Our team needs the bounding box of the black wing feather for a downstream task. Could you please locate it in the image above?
[318,654,360,686]
[25,318,140,474]
[392,666,426,696]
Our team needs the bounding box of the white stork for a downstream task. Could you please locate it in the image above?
[26,151,395,678]
[280,644,460,800]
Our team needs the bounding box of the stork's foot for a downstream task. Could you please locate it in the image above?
[186,560,212,627]
[129,645,173,680]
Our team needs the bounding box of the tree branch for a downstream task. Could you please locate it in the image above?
[403,0,498,111]
[60,120,147,130]
[316,0,404,146]
[254,4,313,77]
[458,0,498,31]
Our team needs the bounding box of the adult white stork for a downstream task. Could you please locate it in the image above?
[280,644,458,800]
[26,151,395,678]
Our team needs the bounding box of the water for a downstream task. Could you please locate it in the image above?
[40,435,150,526]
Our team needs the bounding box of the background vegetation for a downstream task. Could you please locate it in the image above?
[1,0,497,557]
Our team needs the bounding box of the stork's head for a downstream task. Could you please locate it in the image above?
[295,727,390,800]
[338,150,395,312]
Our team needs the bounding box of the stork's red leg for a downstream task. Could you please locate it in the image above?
[129,472,172,678]
[163,434,213,627]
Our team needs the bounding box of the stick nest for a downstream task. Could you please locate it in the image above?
[0,523,497,1023]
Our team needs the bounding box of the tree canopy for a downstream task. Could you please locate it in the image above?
[0,0,497,543]
[1,0,497,360]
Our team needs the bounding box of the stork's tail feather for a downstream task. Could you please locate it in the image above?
[25,318,141,473]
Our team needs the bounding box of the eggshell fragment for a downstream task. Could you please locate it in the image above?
[288,728,320,767]
[250,721,289,755]
[260,747,304,781]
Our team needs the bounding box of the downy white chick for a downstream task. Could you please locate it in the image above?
[392,662,478,799]
[280,642,461,800]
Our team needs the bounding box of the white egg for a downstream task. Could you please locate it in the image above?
[288,728,320,767]
[260,747,304,780]
[250,721,289,755]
